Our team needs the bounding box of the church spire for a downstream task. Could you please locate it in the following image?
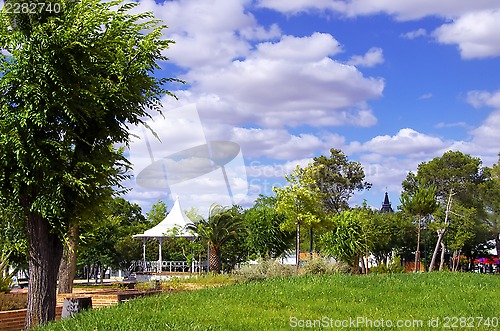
[380,192,394,213]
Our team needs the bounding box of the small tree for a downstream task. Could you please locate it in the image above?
[146,200,168,226]
[273,164,324,271]
[244,195,295,259]
[320,210,365,273]
[0,251,17,293]
[400,185,438,271]
[190,204,242,273]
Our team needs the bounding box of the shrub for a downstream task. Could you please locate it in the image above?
[0,293,27,311]
[233,259,295,282]
[370,256,405,274]
[0,252,16,293]
[301,256,350,275]
[175,273,234,285]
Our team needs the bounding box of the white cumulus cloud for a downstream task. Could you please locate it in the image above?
[347,47,384,67]
[466,90,500,109]
[401,28,427,39]
[433,10,500,59]
[362,128,447,156]
[183,33,384,129]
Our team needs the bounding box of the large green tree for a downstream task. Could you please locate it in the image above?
[402,151,489,271]
[77,197,148,281]
[482,154,500,258]
[368,211,416,266]
[311,148,372,214]
[0,0,178,327]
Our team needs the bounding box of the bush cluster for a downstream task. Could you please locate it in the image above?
[0,253,14,293]
[301,257,350,275]
[369,256,405,274]
[233,259,295,282]
[234,257,352,281]
[0,293,27,311]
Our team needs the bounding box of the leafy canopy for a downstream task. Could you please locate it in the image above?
[320,210,366,268]
[0,1,180,326]
[273,164,324,231]
[312,148,371,214]
[0,0,180,233]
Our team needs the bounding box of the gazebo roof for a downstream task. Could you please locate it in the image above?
[133,197,195,238]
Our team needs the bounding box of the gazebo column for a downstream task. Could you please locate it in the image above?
[142,238,147,271]
[158,237,163,273]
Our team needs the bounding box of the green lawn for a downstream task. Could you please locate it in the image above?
[37,272,499,331]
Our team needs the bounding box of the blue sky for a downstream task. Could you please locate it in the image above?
[121,0,500,216]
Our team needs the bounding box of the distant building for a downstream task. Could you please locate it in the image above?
[380,192,394,213]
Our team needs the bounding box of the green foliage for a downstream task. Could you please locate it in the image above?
[482,154,500,256]
[301,256,350,275]
[233,259,295,282]
[0,206,28,269]
[146,200,168,226]
[319,210,366,269]
[400,184,438,216]
[0,251,16,293]
[403,151,486,206]
[369,256,405,274]
[0,0,179,234]
[78,197,148,273]
[35,273,500,331]
[402,151,493,264]
[368,212,417,264]
[0,0,180,324]
[172,273,235,286]
[311,148,372,214]
[189,204,244,273]
[243,195,295,259]
[274,164,325,231]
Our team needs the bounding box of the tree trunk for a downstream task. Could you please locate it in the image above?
[352,255,360,274]
[496,234,500,261]
[58,224,79,294]
[295,221,301,273]
[415,221,421,272]
[429,192,453,272]
[429,229,445,271]
[100,266,106,283]
[25,212,63,329]
[209,245,221,273]
[439,241,446,271]
[452,249,461,272]
[309,227,313,260]
[94,264,99,284]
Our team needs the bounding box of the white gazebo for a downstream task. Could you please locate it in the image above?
[133,197,196,272]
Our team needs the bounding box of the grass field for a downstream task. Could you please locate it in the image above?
[36,272,499,331]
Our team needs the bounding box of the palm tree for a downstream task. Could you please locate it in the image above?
[189,204,242,273]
